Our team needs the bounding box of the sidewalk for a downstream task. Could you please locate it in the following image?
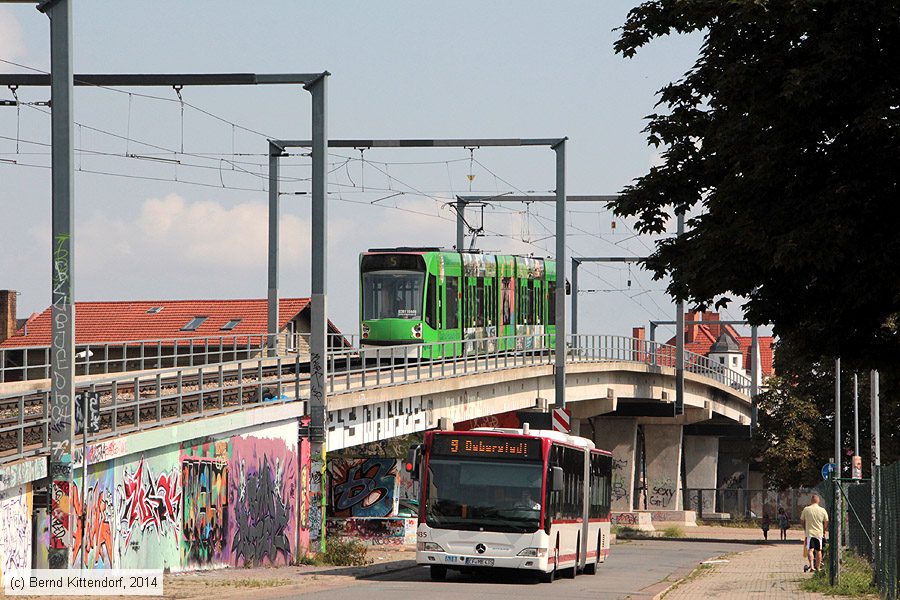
[657,543,831,599]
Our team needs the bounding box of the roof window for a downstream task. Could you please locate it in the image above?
[221,319,242,331]
[181,316,208,331]
[146,306,164,314]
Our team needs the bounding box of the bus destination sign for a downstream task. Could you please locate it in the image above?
[432,434,542,460]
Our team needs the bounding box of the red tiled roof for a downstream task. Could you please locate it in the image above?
[663,311,775,376]
[0,298,333,348]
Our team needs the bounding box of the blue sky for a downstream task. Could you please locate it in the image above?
[0,1,748,339]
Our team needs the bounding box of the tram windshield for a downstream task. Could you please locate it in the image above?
[425,458,543,533]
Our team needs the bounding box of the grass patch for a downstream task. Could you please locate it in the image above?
[799,551,877,598]
[662,525,685,538]
[696,517,763,528]
[295,536,371,567]
[612,525,649,539]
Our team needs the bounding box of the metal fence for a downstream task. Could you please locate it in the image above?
[818,464,900,599]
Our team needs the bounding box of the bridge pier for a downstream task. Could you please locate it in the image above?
[684,435,719,516]
[643,424,684,511]
[591,417,638,513]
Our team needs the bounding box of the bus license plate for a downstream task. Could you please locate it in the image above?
[465,557,494,567]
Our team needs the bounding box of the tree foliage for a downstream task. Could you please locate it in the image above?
[752,340,900,487]
[612,1,900,367]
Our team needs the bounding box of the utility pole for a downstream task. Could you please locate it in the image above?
[870,370,881,581]
[675,212,685,415]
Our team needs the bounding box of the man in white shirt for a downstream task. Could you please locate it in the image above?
[800,494,829,572]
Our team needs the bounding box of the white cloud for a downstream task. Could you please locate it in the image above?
[0,8,27,72]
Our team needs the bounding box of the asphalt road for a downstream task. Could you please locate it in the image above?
[282,540,749,600]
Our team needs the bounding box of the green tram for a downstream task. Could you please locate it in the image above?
[359,247,557,358]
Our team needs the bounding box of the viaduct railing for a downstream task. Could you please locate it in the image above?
[0,334,750,465]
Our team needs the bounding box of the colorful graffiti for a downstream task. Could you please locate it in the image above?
[326,517,412,545]
[330,457,398,518]
[72,474,115,568]
[182,458,228,566]
[118,458,181,555]
[229,434,296,566]
[0,484,32,582]
[50,480,71,552]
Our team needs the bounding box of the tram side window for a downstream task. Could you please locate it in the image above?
[548,281,556,325]
[426,274,437,329]
[526,281,535,326]
[501,277,512,326]
[446,277,459,329]
[475,277,485,327]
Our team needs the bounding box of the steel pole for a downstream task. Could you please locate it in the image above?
[553,139,566,409]
[870,369,880,576]
[853,373,859,456]
[750,325,759,430]
[675,212,685,415]
[267,142,281,356]
[456,197,465,251]
[305,75,329,552]
[835,358,841,476]
[43,0,76,570]
[571,259,579,337]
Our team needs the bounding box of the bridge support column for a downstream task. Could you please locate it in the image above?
[644,424,683,511]
[717,440,751,517]
[593,417,637,512]
[684,436,718,516]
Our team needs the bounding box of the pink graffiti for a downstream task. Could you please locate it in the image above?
[119,458,181,548]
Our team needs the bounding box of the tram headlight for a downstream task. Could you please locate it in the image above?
[417,542,445,552]
[412,323,422,339]
[362,323,370,339]
[516,547,548,557]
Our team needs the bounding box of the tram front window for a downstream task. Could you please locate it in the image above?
[362,271,425,320]
[425,458,543,533]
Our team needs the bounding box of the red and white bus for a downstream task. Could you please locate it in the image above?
[407,426,612,582]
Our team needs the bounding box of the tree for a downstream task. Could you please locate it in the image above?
[752,339,900,487]
[612,1,900,368]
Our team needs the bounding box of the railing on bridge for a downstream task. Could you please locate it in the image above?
[0,333,749,465]
[0,332,352,383]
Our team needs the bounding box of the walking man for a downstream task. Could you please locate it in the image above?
[800,494,829,572]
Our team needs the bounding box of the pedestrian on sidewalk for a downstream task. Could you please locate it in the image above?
[800,494,829,572]
[777,507,790,541]
[760,512,771,540]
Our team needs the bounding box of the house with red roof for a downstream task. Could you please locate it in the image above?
[0,290,345,382]
[634,310,774,380]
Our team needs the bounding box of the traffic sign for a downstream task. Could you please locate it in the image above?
[551,408,571,433]
[821,462,836,480]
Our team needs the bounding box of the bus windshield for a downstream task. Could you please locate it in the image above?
[362,270,425,320]
[425,458,543,533]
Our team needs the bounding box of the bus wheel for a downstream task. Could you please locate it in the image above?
[430,565,448,581]
[539,547,559,583]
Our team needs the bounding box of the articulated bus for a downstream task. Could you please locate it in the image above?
[407,427,612,582]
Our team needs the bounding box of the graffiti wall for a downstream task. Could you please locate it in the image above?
[73,464,116,569]
[117,448,183,570]
[229,422,298,567]
[181,440,229,568]
[297,434,311,556]
[326,517,417,545]
[0,483,32,585]
[329,457,399,518]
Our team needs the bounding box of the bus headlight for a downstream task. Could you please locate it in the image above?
[417,542,445,552]
[516,548,548,557]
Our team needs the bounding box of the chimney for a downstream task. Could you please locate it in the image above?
[0,290,16,343]
[632,327,645,341]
